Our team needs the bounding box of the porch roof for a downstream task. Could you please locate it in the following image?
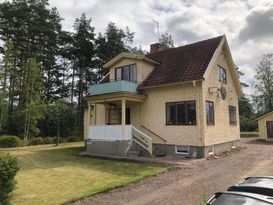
[84,91,146,103]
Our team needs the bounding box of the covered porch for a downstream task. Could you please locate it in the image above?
[84,92,152,156]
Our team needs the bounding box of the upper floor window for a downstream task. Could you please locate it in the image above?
[217,65,227,84]
[115,64,137,83]
[166,101,196,125]
[206,101,215,125]
[229,105,237,125]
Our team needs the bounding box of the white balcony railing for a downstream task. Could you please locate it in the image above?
[88,125,132,141]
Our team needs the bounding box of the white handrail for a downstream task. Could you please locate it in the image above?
[131,126,152,141]
[97,72,110,84]
[132,126,153,154]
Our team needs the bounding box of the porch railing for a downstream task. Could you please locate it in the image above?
[87,125,153,154]
[88,125,132,141]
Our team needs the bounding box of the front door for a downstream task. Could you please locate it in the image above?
[126,108,130,124]
[266,121,273,140]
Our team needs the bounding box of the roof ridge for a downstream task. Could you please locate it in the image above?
[146,35,224,57]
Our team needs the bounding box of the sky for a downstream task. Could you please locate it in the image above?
[3,0,273,95]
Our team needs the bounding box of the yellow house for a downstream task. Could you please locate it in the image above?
[256,111,273,141]
[84,35,243,158]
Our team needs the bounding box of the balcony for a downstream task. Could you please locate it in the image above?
[88,80,139,96]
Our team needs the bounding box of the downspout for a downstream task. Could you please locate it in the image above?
[193,81,205,157]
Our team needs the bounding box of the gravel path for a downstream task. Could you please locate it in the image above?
[71,138,273,205]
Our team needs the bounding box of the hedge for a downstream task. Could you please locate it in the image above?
[0,136,21,148]
[0,154,20,205]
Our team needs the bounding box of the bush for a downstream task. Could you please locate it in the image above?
[0,154,20,205]
[66,136,80,142]
[29,137,44,145]
[43,137,54,144]
[240,116,258,131]
[0,136,21,148]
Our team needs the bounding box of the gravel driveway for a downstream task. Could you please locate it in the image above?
[72,138,273,205]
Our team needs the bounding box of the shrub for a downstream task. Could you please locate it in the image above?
[240,116,258,131]
[0,154,20,205]
[29,137,44,145]
[43,137,54,144]
[66,136,80,142]
[0,136,21,148]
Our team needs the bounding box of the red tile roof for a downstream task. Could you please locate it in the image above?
[140,36,224,88]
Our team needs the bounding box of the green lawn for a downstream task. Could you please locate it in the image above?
[0,142,168,205]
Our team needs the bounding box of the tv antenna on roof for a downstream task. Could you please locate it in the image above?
[152,19,160,42]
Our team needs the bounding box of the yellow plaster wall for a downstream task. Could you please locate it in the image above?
[141,83,203,146]
[258,113,273,140]
[202,47,240,146]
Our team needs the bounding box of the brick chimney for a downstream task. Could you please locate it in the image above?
[150,43,161,54]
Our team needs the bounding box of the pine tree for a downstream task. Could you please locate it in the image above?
[22,58,44,142]
[95,22,135,79]
[159,33,174,49]
[72,13,96,131]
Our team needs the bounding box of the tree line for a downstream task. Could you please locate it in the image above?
[0,0,146,141]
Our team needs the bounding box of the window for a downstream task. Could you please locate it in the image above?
[206,101,215,125]
[175,145,189,154]
[217,65,227,84]
[166,101,196,125]
[229,106,237,125]
[115,68,122,81]
[115,64,137,82]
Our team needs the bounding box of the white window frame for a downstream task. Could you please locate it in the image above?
[175,145,189,154]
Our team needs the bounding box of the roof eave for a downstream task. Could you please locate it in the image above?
[103,52,160,68]
[255,111,273,121]
[139,79,205,89]
[202,35,244,97]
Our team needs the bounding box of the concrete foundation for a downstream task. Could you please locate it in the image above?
[86,140,131,156]
[153,140,240,158]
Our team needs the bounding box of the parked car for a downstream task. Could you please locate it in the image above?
[206,191,273,205]
[228,176,273,197]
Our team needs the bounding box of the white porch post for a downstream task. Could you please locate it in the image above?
[87,102,91,125]
[94,103,96,125]
[121,99,126,138]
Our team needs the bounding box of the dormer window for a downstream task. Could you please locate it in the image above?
[115,64,137,83]
[217,65,227,84]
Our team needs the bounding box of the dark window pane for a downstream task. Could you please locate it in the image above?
[167,103,175,124]
[218,66,227,83]
[123,66,130,81]
[116,68,122,81]
[130,64,137,82]
[187,102,196,125]
[229,106,236,124]
[177,103,186,124]
[206,101,214,125]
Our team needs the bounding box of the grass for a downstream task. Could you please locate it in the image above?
[0,142,168,205]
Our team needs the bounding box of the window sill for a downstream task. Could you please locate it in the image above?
[175,152,189,155]
[166,124,197,126]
